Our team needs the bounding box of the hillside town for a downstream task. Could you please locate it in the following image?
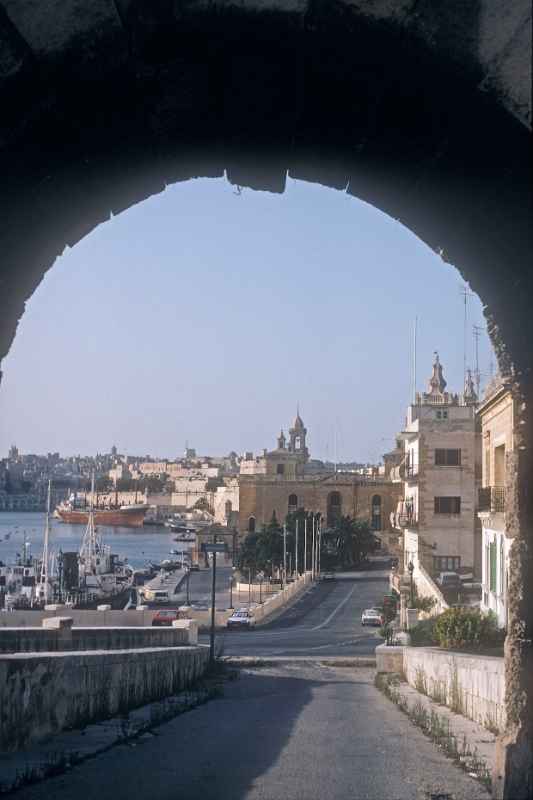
[0,353,513,631]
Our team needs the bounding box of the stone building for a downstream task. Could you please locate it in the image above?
[477,377,516,628]
[392,354,481,578]
[236,411,400,537]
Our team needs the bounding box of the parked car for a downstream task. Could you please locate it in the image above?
[436,572,462,591]
[189,562,200,571]
[321,571,336,581]
[227,609,256,629]
[151,609,179,626]
[361,608,383,626]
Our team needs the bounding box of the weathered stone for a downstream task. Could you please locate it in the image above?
[42,616,73,630]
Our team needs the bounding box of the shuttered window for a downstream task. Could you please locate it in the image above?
[434,497,461,514]
[489,541,497,593]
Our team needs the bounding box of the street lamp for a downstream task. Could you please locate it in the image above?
[408,560,415,607]
[259,575,264,604]
[186,566,191,605]
[229,575,234,609]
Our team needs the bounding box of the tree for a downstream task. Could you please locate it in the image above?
[237,514,284,578]
[325,516,378,569]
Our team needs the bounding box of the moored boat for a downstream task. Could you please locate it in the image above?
[56,496,147,527]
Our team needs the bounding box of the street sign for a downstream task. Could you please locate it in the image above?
[201,542,227,554]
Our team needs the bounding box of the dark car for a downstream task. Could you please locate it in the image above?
[151,609,179,627]
[321,571,336,581]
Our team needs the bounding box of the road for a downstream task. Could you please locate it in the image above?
[12,571,488,800]
[14,662,488,800]
[210,573,389,657]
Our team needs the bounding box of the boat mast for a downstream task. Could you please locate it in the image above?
[79,472,102,573]
[38,480,52,600]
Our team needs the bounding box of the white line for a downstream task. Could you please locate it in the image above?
[310,583,358,631]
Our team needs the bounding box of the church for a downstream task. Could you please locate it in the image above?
[236,410,401,539]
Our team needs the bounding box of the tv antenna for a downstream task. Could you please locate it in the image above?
[472,324,484,399]
[460,285,474,387]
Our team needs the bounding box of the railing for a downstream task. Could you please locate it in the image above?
[405,464,419,478]
[478,486,506,513]
[391,512,418,529]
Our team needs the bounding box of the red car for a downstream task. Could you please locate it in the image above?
[151,609,179,627]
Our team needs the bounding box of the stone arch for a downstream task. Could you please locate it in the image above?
[247,516,256,535]
[0,3,531,795]
[327,491,342,527]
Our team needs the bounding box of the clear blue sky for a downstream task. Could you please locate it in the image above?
[0,178,493,463]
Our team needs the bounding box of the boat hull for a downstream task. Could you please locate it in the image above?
[57,508,146,527]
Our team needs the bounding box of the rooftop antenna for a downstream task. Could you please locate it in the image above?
[460,284,474,388]
[412,316,418,404]
[472,324,484,399]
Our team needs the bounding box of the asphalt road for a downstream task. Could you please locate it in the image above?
[210,574,389,657]
[15,663,489,800]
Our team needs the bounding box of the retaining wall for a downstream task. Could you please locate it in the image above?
[251,572,312,624]
[376,643,506,732]
[0,644,209,751]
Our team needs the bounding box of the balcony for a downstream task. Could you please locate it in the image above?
[391,510,418,530]
[478,486,506,514]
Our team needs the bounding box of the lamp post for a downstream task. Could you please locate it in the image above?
[229,575,234,609]
[408,560,415,607]
[186,566,191,605]
[259,575,264,604]
[283,524,287,585]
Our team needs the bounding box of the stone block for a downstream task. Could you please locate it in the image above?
[375,643,404,675]
[97,605,111,611]
[172,619,198,645]
[44,604,65,612]
[42,617,73,630]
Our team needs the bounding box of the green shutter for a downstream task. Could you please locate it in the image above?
[489,541,497,593]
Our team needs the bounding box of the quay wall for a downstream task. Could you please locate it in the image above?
[0,625,192,653]
[0,644,209,751]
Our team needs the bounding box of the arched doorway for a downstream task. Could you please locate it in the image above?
[247,516,256,534]
[327,492,342,527]
[371,495,382,532]
[0,4,531,795]
[288,494,298,512]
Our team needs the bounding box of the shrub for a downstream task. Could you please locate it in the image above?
[433,607,502,650]
[409,617,437,646]
[412,595,437,614]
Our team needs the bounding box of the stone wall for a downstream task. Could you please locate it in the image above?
[377,644,506,733]
[0,608,162,628]
[0,644,209,751]
[0,624,191,653]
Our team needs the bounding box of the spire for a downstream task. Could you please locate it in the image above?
[463,368,478,405]
[277,429,286,450]
[427,351,447,395]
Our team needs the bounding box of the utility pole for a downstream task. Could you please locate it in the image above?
[283,523,287,585]
[209,530,217,666]
[304,517,308,574]
[311,512,316,580]
[295,519,299,577]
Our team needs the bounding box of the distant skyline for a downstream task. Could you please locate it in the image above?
[0,178,494,462]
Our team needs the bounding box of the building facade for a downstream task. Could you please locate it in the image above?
[477,378,515,628]
[392,354,481,577]
[236,411,400,536]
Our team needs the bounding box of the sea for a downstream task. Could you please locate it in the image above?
[0,512,182,569]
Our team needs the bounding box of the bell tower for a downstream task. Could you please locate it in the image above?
[288,407,309,462]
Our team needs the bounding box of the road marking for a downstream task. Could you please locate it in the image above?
[310,583,358,631]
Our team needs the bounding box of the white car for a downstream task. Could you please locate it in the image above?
[361,608,383,627]
[227,609,256,629]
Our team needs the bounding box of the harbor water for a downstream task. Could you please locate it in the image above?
[0,512,184,570]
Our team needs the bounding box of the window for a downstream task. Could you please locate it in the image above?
[499,537,505,596]
[371,494,382,531]
[288,494,298,509]
[434,496,461,514]
[433,556,461,572]
[248,516,256,534]
[435,409,449,420]
[435,449,461,466]
[276,463,285,475]
[489,540,497,592]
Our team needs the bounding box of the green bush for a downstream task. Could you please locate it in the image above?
[409,617,438,646]
[433,608,502,650]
